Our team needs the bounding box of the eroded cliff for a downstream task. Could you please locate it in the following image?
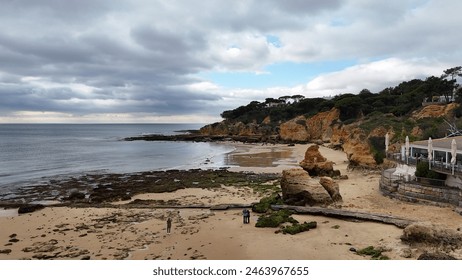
[200,103,459,168]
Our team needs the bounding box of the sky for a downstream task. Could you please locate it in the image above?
[0,0,461,123]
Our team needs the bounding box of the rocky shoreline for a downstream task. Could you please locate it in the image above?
[0,169,280,211]
[124,132,309,144]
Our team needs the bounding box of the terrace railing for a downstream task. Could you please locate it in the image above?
[381,169,447,188]
[386,152,462,176]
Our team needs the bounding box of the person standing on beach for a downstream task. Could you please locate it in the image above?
[166,217,172,234]
[242,209,250,224]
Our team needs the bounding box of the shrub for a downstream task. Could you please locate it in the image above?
[415,161,446,180]
[369,136,386,164]
[415,161,430,177]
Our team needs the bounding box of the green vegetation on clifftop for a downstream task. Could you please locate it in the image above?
[219,68,462,134]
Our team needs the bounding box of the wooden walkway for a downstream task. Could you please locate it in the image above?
[271,205,414,228]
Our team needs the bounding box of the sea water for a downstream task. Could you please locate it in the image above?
[0,124,234,193]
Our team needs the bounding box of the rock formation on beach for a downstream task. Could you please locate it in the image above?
[299,144,340,177]
[280,168,342,206]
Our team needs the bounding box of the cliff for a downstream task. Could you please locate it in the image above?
[199,103,459,168]
[278,108,377,167]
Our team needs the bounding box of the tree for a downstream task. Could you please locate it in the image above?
[442,66,462,101]
[442,66,462,82]
[278,95,291,104]
[334,94,362,121]
[291,94,305,103]
[359,88,373,96]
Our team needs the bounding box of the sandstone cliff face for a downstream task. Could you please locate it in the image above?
[330,125,378,167]
[412,103,458,120]
[306,108,340,142]
[200,121,269,136]
[279,116,309,141]
[201,103,461,168]
[279,108,340,142]
[200,121,231,135]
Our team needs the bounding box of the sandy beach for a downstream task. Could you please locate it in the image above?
[1,143,462,260]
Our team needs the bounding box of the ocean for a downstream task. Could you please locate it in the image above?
[0,124,235,192]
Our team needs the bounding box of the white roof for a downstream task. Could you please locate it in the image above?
[411,136,462,152]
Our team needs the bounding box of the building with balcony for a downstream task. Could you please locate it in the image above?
[380,136,462,209]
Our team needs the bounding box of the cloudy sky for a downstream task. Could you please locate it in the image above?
[0,0,460,123]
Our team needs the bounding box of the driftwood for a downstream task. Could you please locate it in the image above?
[271,205,414,228]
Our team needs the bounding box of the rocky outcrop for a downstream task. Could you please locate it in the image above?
[319,177,342,202]
[305,108,340,142]
[417,252,458,260]
[279,109,378,168]
[198,103,461,169]
[18,204,45,214]
[280,168,341,206]
[330,125,377,167]
[200,121,262,136]
[279,108,340,143]
[401,222,462,248]
[299,145,340,177]
[412,103,458,120]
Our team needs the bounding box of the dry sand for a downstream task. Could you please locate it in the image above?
[1,143,462,260]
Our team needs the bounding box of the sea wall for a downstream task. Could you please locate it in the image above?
[380,169,462,207]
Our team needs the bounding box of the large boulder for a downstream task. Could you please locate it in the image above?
[319,177,342,202]
[417,252,457,260]
[401,222,462,248]
[18,204,45,214]
[299,145,340,177]
[281,168,341,206]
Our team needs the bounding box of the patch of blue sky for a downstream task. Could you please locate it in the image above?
[199,60,357,89]
[266,35,282,48]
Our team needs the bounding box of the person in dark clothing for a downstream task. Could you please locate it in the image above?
[242,209,250,224]
[167,217,172,233]
[245,209,250,224]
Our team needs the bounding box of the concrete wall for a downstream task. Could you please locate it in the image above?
[380,169,462,207]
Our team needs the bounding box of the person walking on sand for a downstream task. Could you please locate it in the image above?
[166,217,172,234]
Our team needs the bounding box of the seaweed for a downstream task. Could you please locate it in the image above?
[282,221,317,235]
[357,246,389,260]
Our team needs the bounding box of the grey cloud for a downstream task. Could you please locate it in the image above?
[271,0,343,15]
[130,26,206,54]
[0,0,461,122]
[3,0,118,24]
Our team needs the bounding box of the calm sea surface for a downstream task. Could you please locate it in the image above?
[0,124,234,191]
